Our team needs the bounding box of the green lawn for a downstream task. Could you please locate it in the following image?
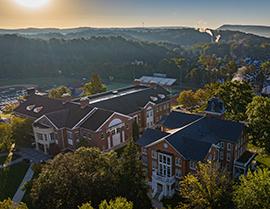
[0,161,29,201]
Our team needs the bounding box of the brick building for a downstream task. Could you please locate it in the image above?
[14,84,172,155]
[137,98,256,200]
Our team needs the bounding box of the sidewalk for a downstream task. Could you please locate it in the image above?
[12,163,34,203]
[0,157,24,169]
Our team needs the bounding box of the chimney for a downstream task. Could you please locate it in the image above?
[149,81,157,88]
[80,97,90,109]
[26,87,36,96]
[61,93,72,104]
[133,79,141,86]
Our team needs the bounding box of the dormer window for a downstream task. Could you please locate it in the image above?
[150,96,158,102]
[33,106,43,113]
[158,94,165,99]
[26,105,35,111]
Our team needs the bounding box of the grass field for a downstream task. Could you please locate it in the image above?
[0,161,29,201]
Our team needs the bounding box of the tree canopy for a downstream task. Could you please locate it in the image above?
[233,168,270,209]
[48,86,71,99]
[0,199,28,209]
[82,74,107,96]
[178,162,233,209]
[30,143,150,209]
[246,96,270,153]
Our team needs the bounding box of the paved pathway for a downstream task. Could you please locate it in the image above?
[18,148,50,163]
[12,164,34,203]
[0,157,24,169]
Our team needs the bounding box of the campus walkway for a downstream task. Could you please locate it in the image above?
[0,157,24,169]
[12,164,34,203]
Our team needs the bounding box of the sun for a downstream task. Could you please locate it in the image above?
[15,0,49,9]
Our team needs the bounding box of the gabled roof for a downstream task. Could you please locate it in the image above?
[141,111,244,161]
[81,108,114,131]
[88,85,170,115]
[137,128,169,147]
[14,94,68,119]
[161,110,203,129]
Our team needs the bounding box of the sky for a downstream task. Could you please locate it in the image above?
[0,0,270,29]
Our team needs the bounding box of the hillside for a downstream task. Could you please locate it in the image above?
[218,24,270,38]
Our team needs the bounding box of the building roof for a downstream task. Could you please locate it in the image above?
[137,76,176,86]
[81,85,170,115]
[81,108,114,131]
[137,128,169,147]
[15,85,169,130]
[141,111,244,161]
[161,110,203,129]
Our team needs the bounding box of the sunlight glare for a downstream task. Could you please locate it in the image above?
[15,0,49,9]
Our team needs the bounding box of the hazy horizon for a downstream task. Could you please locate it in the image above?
[1,0,270,29]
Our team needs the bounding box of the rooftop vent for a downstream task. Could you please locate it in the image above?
[26,105,35,111]
[33,106,43,113]
[112,90,118,94]
[150,96,158,102]
[158,94,165,99]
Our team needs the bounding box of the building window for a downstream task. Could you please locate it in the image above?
[220,151,224,160]
[152,150,157,159]
[67,131,73,145]
[152,160,157,171]
[175,158,181,167]
[158,153,172,177]
[227,152,231,161]
[142,147,147,155]
[36,133,43,141]
[50,133,55,141]
[189,161,196,170]
[101,133,105,140]
[220,142,224,149]
[227,143,231,151]
[175,168,182,178]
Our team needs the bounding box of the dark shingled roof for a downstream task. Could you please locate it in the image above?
[90,86,170,115]
[14,95,68,119]
[44,103,95,129]
[137,129,169,146]
[143,111,244,161]
[161,111,203,129]
[81,108,114,131]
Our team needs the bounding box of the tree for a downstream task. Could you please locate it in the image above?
[132,121,139,141]
[30,148,119,209]
[0,199,28,209]
[79,197,133,209]
[218,81,254,121]
[99,197,133,209]
[261,61,270,77]
[177,90,198,110]
[118,141,152,209]
[0,123,13,152]
[48,86,71,99]
[246,96,270,153]
[179,162,233,209]
[11,117,33,147]
[233,168,270,209]
[82,74,107,96]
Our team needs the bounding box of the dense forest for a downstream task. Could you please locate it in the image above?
[0,28,269,86]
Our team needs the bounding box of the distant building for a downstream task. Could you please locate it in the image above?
[135,73,176,89]
[14,85,172,155]
[137,97,256,200]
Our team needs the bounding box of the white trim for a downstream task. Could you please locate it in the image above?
[72,107,98,129]
[143,101,156,109]
[34,115,59,130]
[96,112,132,132]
